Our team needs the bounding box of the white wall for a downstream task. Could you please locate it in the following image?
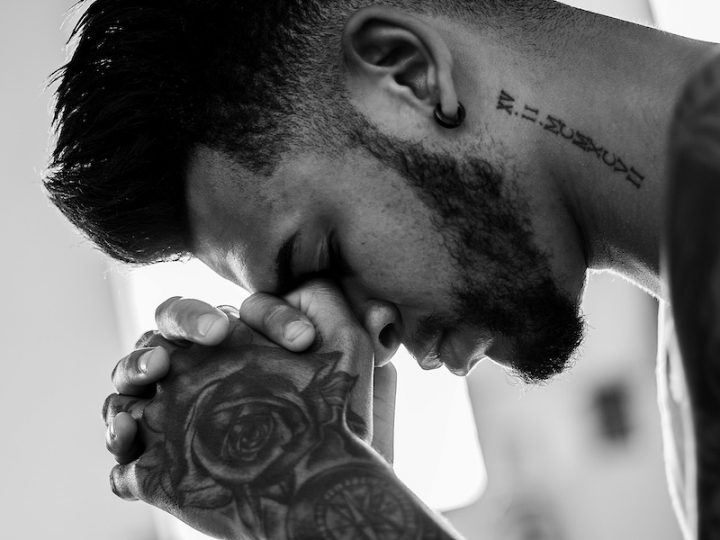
[651,0,720,42]
[562,0,655,25]
[0,2,155,538]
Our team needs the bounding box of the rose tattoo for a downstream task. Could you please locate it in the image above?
[137,347,372,538]
[118,338,457,540]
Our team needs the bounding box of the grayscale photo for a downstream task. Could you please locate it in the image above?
[2,0,719,539]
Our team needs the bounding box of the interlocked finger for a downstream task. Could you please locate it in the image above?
[112,347,170,396]
[135,330,159,349]
[106,411,143,465]
[103,394,149,464]
[240,292,316,352]
[155,297,230,345]
[110,444,172,504]
[110,460,141,501]
[103,393,148,425]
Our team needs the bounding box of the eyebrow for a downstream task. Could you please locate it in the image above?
[274,231,299,295]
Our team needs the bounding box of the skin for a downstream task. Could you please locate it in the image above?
[185,7,714,376]
[105,283,461,539]
[106,4,720,539]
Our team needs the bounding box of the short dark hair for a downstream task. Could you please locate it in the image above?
[45,0,562,265]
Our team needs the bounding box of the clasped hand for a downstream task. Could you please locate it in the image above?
[102,281,397,538]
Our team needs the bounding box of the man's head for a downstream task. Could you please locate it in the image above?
[47,0,587,382]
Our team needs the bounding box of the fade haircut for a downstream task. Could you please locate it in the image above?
[45,0,564,264]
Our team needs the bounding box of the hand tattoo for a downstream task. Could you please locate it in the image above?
[133,346,457,539]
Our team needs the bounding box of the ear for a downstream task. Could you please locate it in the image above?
[342,6,461,132]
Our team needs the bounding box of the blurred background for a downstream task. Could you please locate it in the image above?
[1,0,719,538]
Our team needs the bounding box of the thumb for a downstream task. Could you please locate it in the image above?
[284,280,369,354]
[285,280,375,432]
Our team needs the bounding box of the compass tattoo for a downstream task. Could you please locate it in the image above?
[134,345,458,539]
[288,466,421,540]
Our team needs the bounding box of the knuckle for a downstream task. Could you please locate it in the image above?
[109,467,121,497]
[106,429,121,455]
[101,394,117,422]
[240,292,267,314]
[129,460,149,500]
[155,296,182,323]
[262,304,290,329]
[134,330,159,349]
[111,351,140,389]
[110,465,137,501]
[110,360,121,386]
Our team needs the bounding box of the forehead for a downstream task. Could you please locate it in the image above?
[185,146,297,291]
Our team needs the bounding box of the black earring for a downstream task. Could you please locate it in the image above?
[434,102,466,129]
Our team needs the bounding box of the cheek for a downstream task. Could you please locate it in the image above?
[344,224,455,308]
[334,173,457,306]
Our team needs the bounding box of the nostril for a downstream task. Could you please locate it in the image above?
[379,324,399,350]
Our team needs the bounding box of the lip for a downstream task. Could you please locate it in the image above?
[408,325,492,375]
[443,355,485,376]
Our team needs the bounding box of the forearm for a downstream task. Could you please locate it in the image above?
[237,431,461,540]
[138,345,462,540]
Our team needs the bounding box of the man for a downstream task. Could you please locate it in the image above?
[45,0,719,538]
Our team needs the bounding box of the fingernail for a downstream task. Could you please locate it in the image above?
[197,313,222,337]
[109,418,117,440]
[138,349,155,374]
[285,321,314,343]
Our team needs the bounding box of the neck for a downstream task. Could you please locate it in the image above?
[536,12,717,298]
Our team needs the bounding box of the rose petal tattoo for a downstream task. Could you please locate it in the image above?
[133,346,458,539]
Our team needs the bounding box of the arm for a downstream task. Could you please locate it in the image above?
[105,283,461,539]
[666,49,720,540]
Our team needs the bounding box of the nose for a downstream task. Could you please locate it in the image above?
[360,299,402,367]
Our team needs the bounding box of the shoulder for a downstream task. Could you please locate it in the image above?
[667,50,720,220]
[665,51,720,378]
[673,50,720,127]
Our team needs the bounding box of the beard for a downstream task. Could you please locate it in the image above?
[349,123,585,384]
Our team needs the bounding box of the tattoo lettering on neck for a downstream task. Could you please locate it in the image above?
[496,89,646,190]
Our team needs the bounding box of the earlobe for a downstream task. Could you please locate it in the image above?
[342,6,462,126]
